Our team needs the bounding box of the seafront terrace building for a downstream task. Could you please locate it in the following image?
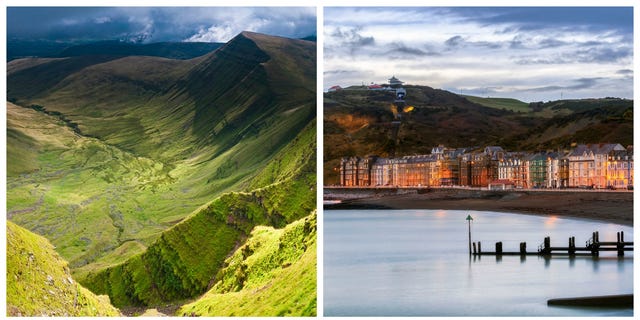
[339,143,633,189]
[544,152,566,188]
[606,147,634,188]
[498,152,529,188]
[567,144,625,188]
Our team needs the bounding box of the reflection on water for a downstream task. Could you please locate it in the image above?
[324,210,633,316]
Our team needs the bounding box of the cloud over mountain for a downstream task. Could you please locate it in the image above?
[8,7,316,43]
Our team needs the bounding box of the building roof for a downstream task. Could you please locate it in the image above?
[484,146,504,154]
[388,75,404,85]
[568,143,624,157]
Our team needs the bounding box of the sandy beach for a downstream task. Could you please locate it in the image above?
[325,188,633,227]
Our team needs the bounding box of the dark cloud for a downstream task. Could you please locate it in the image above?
[514,46,632,65]
[538,38,567,49]
[616,69,633,75]
[509,36,568,50]
[7,7,316,43]
[455,7,632,36]
[386,42,439,58]
[509,35,527,49]
[327,27,376,56]
[474,41,502,49]
[330,27,375,47]
[523,78,601,92]
[324,69,362,75]
[574,47,632,63]
[446,35,502,50]
[445,35,464,47]
[458,86,503,96]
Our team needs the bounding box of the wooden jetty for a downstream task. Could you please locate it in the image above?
[471,231,633,257]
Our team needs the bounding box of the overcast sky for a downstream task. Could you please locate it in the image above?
[7,7,316,43]
[324,7,633,102]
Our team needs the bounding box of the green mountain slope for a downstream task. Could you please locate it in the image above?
[461,95,529,112]
[7,101,195,273]
[178,212,316,316]
[80,121,316,308]
[7,221,120,316]
[7,31,316,307]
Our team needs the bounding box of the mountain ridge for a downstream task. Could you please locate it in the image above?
[7,31,317,314]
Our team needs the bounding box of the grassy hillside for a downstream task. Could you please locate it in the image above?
[517,100,633,150]
[324,88,632,184]
[79,120,316,308]
[7,221,120,316]
[7,31,316,312]
[7,102,201,274]
[462,95,529,112]
[177,212,316,316]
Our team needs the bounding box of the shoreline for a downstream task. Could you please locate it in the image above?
[324,189,633,227]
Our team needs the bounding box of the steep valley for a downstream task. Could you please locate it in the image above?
[7,31,316,315]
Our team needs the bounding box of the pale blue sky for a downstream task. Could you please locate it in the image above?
[324,7,633,102]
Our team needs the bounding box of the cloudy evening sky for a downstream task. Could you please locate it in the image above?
[7,7,316,43]
[324,7,633,102]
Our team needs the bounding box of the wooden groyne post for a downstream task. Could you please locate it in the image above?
[568,236,576,255]
[495,242,503,255]
[519,242,526,255]
[471,230,632,257]
[617,231,625,257]
[466,215,473,255]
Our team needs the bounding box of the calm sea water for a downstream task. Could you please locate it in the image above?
[324,210,633,316]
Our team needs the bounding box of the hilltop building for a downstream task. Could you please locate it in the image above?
[388,76,404,88]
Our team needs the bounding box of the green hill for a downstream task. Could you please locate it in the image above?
[7,31,316,315]
[7,221,120,316]
[324,87,632,184]
[461,95,529,112]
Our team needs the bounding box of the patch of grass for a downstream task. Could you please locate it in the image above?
[462,95,529,112]
[6,221,120,316]
[177,212,316,316]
